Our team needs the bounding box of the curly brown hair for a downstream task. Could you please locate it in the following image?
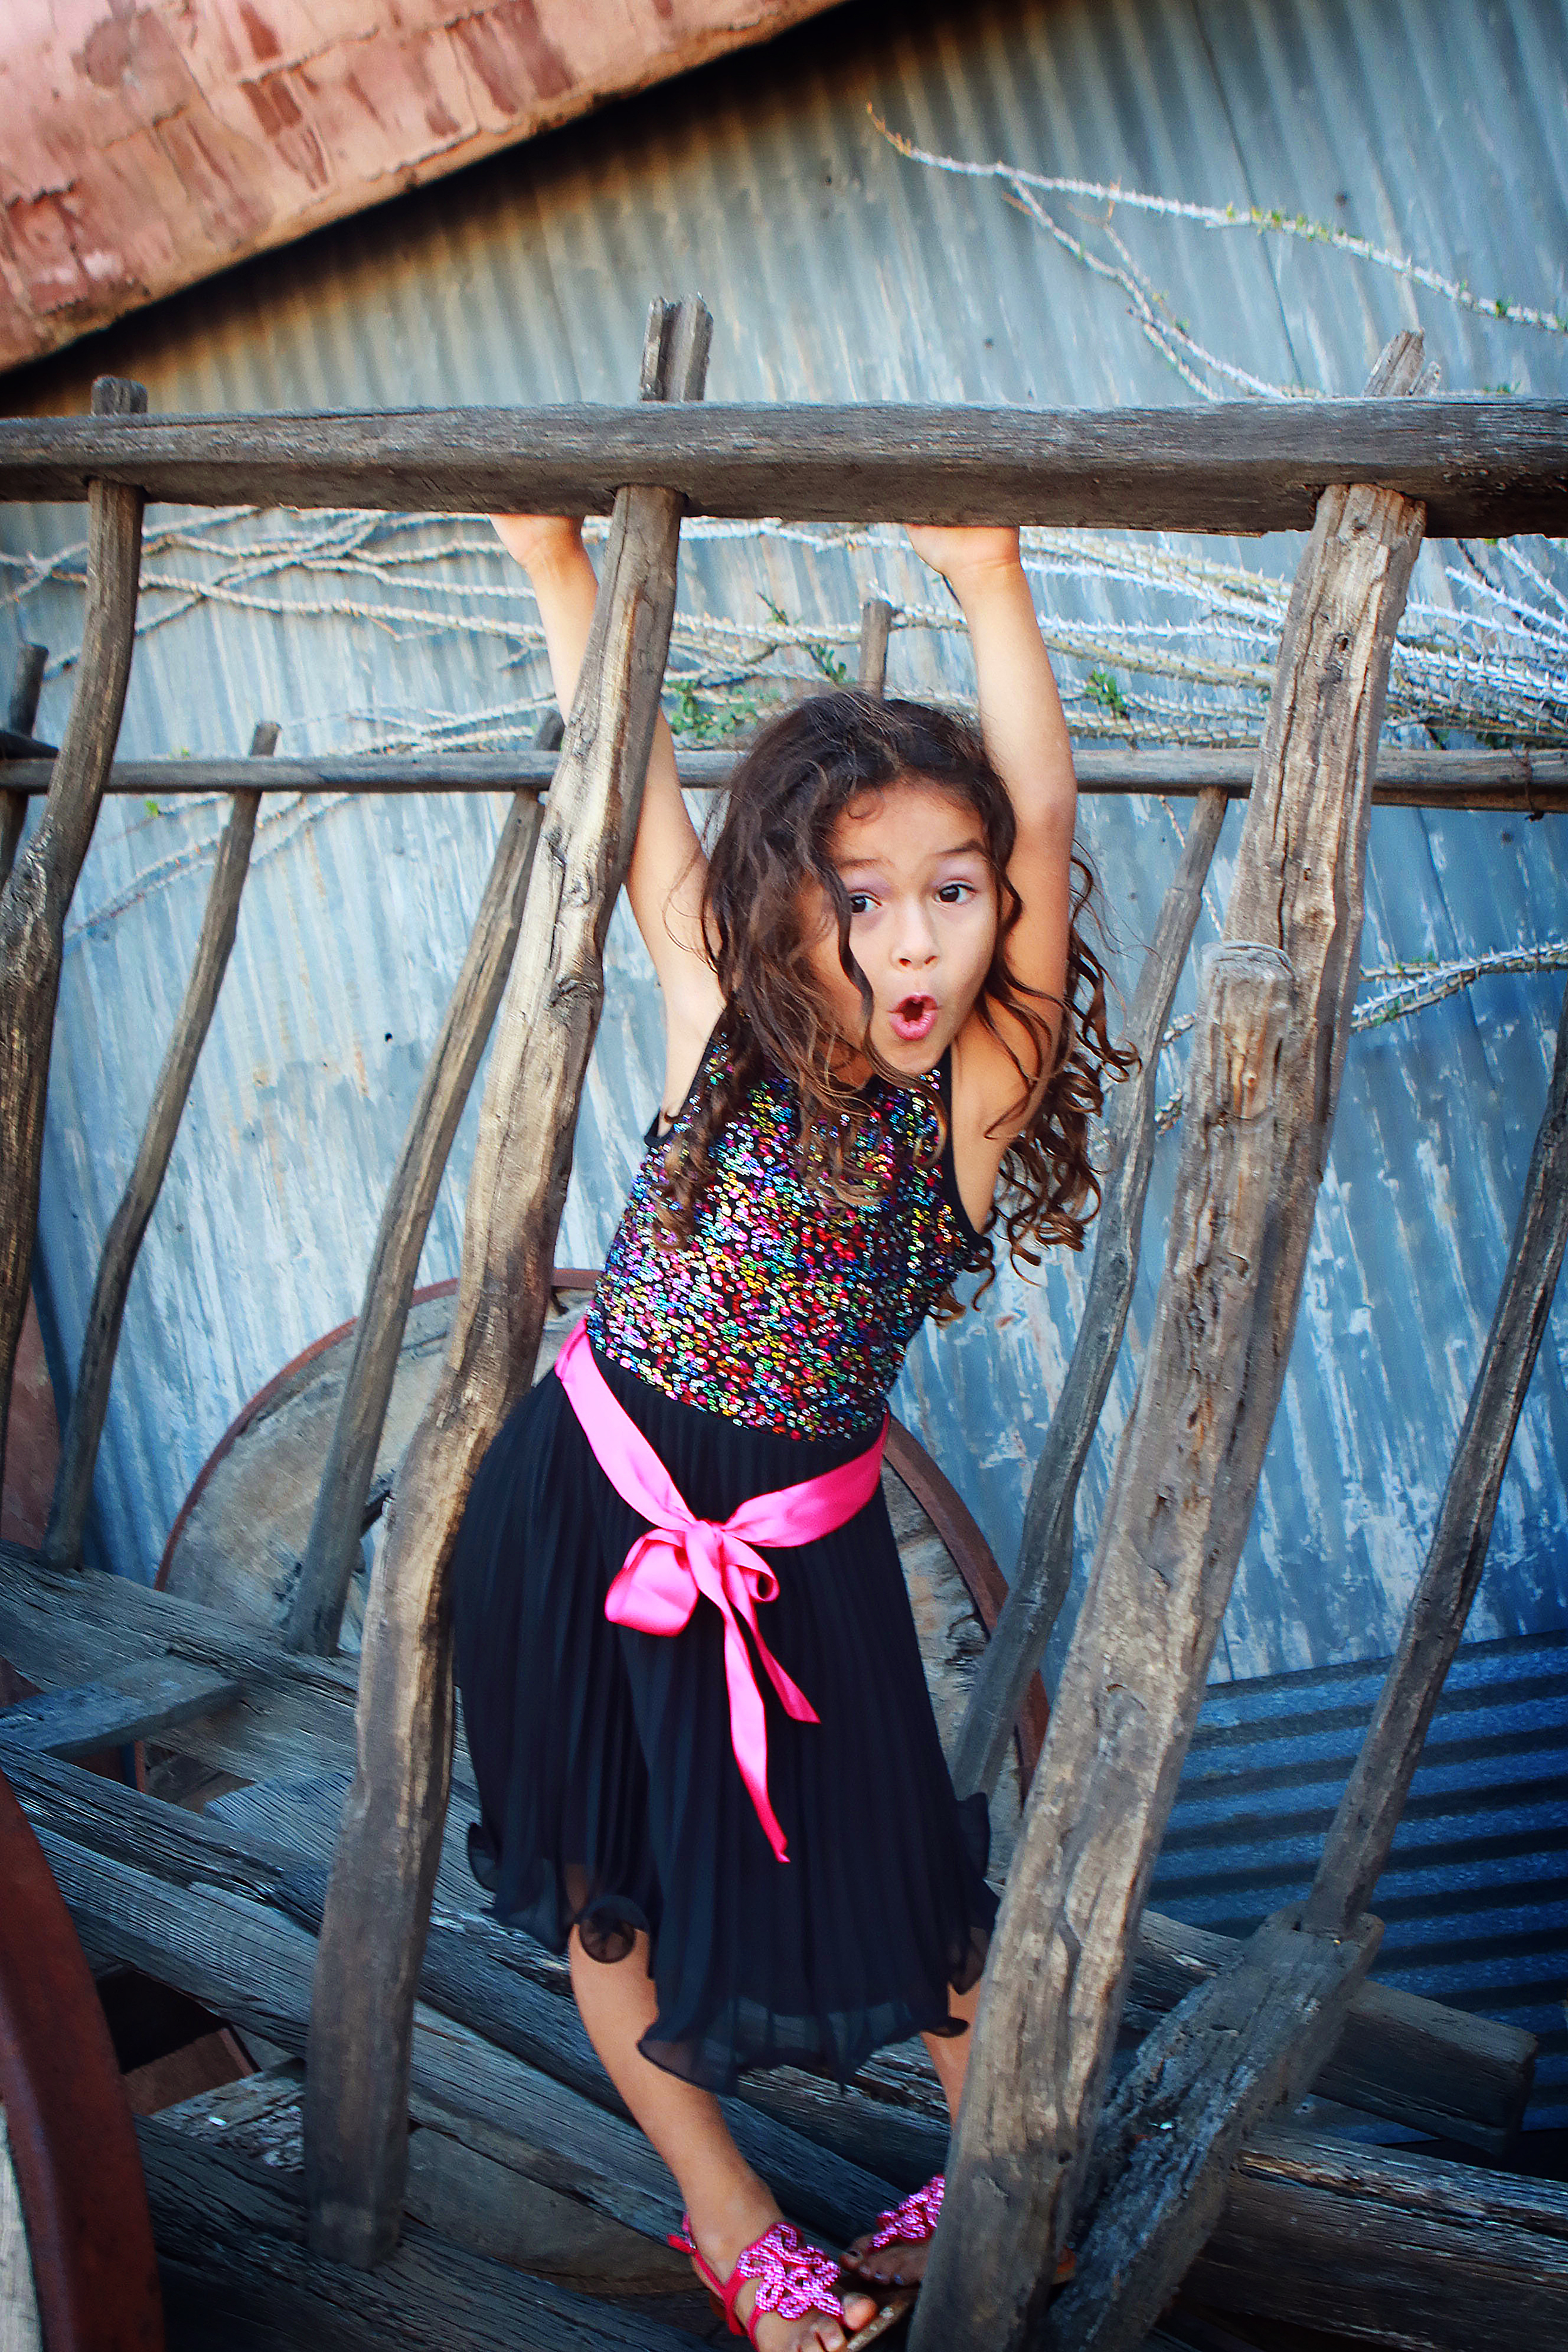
[655,690,1131,1305]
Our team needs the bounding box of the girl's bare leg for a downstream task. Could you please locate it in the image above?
[568,1926,878,2351]
[843,1976,981,2286]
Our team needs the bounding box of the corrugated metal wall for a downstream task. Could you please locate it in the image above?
[2,0,1564,1708]
[1151,1630,1568,2131]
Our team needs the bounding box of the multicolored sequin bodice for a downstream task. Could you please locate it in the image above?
[586,1040,980,1443]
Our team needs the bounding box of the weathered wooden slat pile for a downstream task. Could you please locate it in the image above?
[1,315,1567,2349]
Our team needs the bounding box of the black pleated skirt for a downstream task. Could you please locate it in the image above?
[450,1338,997,2092]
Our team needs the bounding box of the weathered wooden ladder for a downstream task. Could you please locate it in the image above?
[1,311,1565,2350]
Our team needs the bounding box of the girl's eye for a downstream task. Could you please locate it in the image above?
[847,891,874,916]
[936,881,975,905]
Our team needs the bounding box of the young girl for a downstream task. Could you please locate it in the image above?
[450,516,1122,2351]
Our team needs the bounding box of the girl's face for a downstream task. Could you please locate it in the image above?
[803,781,999,1081]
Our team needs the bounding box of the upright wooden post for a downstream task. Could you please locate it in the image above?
[1306,973,1568,1933]
[43,723,274,1572]
[857,596,893,694]
[911,332,1429,2352]
[304,298,711,2267]
[0,381,145,1495]
[1,645,47,890]
[951,787,1227,1799]
[281,714,559,1656]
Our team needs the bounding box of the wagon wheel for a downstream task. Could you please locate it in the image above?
[0,1769,164,2352]
[158,1278,1044,1830]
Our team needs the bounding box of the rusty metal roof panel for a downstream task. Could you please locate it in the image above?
[0,0,847,376]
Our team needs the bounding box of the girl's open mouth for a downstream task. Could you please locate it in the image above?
[889,994,938,1044]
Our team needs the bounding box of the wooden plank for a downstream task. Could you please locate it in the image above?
[952,785,1227,1799]
[914,333,1432,2352]
[1,396,1564,536]
[0,379,146,1496]
[138,2117,699,2352]
[282,723,554,1653]
[1051,1909,1381,2352]
[1,647,46,895]
[305,297,713,2266]
[1306,975,1568,1936]
[36,1812,894,2260]
[1185,2124,1568,2351]
[9,1742,906,2242]
[0,1552,1530,2155]
[0,1656,241,1759]
[3,744,1563,808]
[0,1544,359,1784]
[43,723,275,1573]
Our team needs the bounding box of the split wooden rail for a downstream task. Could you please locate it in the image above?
[1,322,1565,2348]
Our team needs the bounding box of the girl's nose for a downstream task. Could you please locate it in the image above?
[894,904,938,966]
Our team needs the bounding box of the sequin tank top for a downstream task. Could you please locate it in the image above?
[586,1036,982,1443]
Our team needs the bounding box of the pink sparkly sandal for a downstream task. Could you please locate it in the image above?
[848,2175,1074,2293]
[669,2213,854,2343]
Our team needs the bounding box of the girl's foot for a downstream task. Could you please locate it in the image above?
[845,2176,944,2288]
[845,2227,933,2290]
[682,2191,879,2349]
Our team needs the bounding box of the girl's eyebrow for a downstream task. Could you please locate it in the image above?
[835,836,988,871]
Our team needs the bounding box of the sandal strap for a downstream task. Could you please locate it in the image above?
[669,2212,844,2339]
[733,2220,845,2327]
[867,2173,945,2249]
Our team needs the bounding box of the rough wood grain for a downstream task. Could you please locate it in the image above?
[913,334,1430,2352]
[0,397,1562,536]
[1185,2124,1568,2351]
[953,786,1227,1800]
[1306,976,1568,1935]
[0,1553,1530,2153]
[139,2116,698,2352]
[857,596,894,693]
[304,297,712,2267]
[0,647,46,895]
[1052,1908,1381,2352]
[34,1804,893,2258]
[0,379,146,1497]
[282,722,556,1655]
[9,1739,903,2244]
[0,1656,241,1760]
[2,743,1560,808]
[43,723,274,1574]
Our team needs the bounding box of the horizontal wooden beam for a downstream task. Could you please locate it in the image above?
[1,746,1562,810]
[1184,2123,1568,2350]
[1,400,1564,536]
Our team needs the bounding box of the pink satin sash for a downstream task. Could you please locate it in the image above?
[553,1319,887,1861]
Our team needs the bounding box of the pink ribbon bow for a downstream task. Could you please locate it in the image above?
[554,1320,887,1861]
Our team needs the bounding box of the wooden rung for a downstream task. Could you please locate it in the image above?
[3,395,1564,538]
[2,744,1562,810]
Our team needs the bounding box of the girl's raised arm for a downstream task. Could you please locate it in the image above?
[904,526,1079,1155]
[492,515,724,1113]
